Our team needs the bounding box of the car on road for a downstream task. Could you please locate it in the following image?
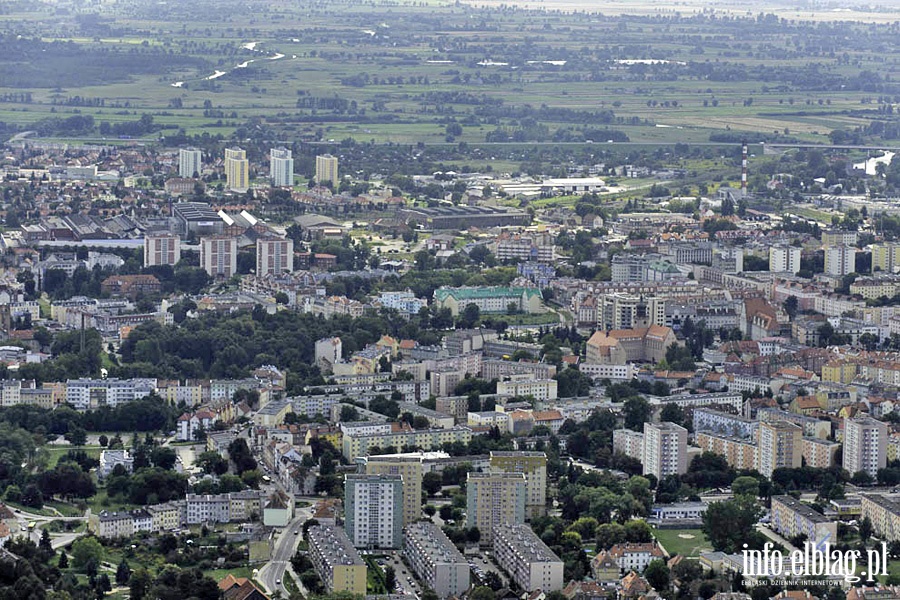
[294,530,299,535]
[276,580,281,585]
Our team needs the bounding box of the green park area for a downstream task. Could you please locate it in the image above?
[653,529,712,558]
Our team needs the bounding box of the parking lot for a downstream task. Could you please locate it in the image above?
[366,546,509,597]
[470,551,509,588]
[371,550,420,597]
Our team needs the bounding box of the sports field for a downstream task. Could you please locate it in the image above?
[653,528,713,558]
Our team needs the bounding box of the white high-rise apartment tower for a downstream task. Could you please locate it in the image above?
[270,147,294,187]
[642,422,687,480]
[344,474,403,549]
[769,245,802,274]
[179,148,202,178]
[843,416,887,479]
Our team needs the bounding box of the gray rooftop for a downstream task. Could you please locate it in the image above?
[493,523,562,564]
[308,525,366,566]
[772,495,831,523]
[256,399,291,415]
[404,521,467,564]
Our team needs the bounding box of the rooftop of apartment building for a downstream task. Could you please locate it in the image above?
[493,523,561,564]
[772,495,832,523]
[308,525,365,566]
[489,451,547,458]
[404,521,466,564]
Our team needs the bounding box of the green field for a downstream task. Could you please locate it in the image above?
[0,0,895,151]
[786,207,839,225]
[84,490,138,516]
[653,528,712,558]
[43,501,85,518]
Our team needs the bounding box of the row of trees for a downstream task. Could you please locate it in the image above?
[0,399,180,439]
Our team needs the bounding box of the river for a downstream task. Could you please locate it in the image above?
[174,41,288,86]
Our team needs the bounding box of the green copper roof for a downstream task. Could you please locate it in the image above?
[433,286,543,301]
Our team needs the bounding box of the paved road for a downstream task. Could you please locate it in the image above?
[48,530,86,550]
[24,523,87,549]
[9,506,88,550]
[257,506,312,597]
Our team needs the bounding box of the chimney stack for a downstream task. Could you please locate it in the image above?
[741,141,749,197]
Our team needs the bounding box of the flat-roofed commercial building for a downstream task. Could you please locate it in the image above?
[402,205,529,230]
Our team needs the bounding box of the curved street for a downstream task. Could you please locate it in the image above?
[256,506,312,597]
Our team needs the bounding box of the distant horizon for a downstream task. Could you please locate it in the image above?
[459,0,900,23]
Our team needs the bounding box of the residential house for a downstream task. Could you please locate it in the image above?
[606,542,667,575]
[218,575,270,600]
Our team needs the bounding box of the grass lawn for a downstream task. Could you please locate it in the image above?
[43,501,84,518]
[503,312,561,326]
[37,297,51,319]
[101,352,116,370]
[84,491,138,515]
[101,542,170,576]
[786,206,837,225]
[205,566,256,582]
[653,528,712,558]
[284,572,300,596]
[363,556,389,594]
[41,446,102,469]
